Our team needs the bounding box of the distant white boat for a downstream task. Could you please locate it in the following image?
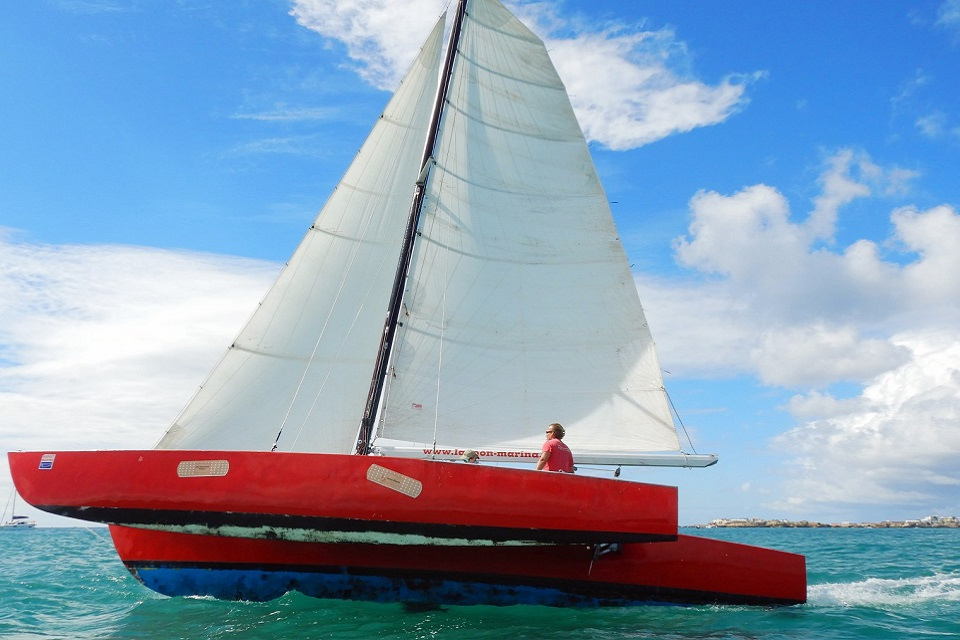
[1,489,36,529]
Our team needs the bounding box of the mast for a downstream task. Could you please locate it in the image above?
[355,0,469,455]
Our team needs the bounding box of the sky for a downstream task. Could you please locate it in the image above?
[2,0,959,527]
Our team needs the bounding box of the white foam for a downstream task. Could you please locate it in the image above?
[809,572,960,607]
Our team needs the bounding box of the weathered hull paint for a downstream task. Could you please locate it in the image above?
[131,566,680,607]
[111,526,807,607]
[9,449,807,606]
[9,450,677,545]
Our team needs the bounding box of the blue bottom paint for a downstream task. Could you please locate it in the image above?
[130,565,670,608]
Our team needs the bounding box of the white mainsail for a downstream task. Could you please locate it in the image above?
[375,0,686,460]
[158,0,714,467]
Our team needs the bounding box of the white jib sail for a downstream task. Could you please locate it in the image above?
[156,16,447,453]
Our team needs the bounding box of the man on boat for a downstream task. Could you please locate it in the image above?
[535,423,574,472]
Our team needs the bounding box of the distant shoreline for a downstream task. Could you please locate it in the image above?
[692,515,959,529]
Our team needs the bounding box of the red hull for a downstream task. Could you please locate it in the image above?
[9,449,806,605]
[8,450,676,544]
[109,525,806,606]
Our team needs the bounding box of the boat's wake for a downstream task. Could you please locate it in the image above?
[809,572,960,606]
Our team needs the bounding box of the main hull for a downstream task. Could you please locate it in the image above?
[10,449,806,606]
[110,525,806,606]
[8,450,677,545]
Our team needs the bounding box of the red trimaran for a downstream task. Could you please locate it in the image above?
[9,0,805,606]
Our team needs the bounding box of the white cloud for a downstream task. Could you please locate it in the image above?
[785,389,868,420]
[894,204,960,304]
[289,0,444,89]
[673,183,805,284]
[751,326,910,388]
[638,157,954,385]
[533,22,759,150]
[669,150,948,342]
[0,234,277,454]
[289,0,756,150]
[637,276,757,379]
[916,110,960,141]
[936,0,960,38]
[641,148,960,517]
[674,150,919,272]
[231,106,341,122]
[808,150,874,239]
[772,330,960,513]
[226,133,334,158]
[53,1,132,15]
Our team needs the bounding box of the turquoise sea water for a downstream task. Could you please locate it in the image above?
[1,527,958,639]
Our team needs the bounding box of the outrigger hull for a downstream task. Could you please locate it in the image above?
[110,525,806,607]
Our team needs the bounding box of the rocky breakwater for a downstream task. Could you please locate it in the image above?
[697,515,960,528]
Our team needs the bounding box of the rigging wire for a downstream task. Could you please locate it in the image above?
[666,389,698,455]
[270,214,381,452]
[430,241,450,456]
[82,525,112,545]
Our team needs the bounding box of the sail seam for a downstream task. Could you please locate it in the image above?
[309,223,396,246]
[394,326,650,351]
[454,51,565,91]
[411,233,618,266]
[466,9,542,46]
[440,99,580,142]
[431,164,599,197]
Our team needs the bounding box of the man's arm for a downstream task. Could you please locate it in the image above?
[535,449,550,470]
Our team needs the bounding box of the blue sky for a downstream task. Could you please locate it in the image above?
[2,0,959,527]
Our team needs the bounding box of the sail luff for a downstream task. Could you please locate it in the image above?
[356,0,469,455]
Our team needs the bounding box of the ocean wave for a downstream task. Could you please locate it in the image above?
[810,572,960,607]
